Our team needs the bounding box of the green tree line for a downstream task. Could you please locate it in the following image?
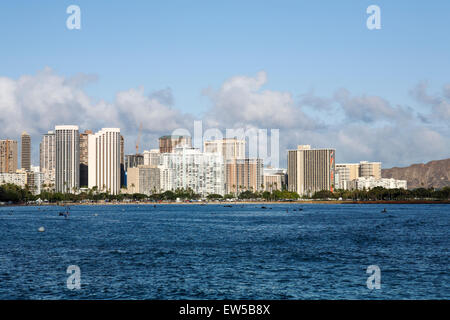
[311,186,450,201]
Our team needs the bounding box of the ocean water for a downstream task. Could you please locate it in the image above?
[0,203,448,300]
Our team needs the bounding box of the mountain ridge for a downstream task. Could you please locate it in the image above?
[382,158,450,189]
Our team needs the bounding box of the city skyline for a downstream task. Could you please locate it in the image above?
[0,1,449,169]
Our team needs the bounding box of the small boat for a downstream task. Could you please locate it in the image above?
[261,206,267,209]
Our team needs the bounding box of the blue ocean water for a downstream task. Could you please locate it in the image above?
[0,203,448,299]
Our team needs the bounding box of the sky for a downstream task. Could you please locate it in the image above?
[0,0,449,168]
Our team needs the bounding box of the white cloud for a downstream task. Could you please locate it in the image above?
[0,68,448,168]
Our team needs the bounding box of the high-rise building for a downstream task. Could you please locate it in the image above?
[204,138,245,161]
[120,135,125,187]
[335,161,382,190]
[159,146,225,196]
[55,125,80,193]
[143,149,161,166]
[79,130,92,187]
[88,128,121,195]
[335,163,360,190]
[21,132,31,171]
[26,171,44,195]
[125,154,144,171]
[287,145,335,196]
[159,135,192,153]
[359,161,381,179]
[126,165,160,195]
[0,140,18,173]
[40,131,56,189]
[225,158,264,194]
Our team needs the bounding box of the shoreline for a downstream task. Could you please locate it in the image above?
[1,200,449,207]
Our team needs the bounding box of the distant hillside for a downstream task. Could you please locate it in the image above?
[382,158,450,189]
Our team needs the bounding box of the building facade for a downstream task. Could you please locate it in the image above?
[79,130,92,187]
[359,161,381,179]
[335,163,360,190]
[26,171,44,195]
[21,132,31,171]
[143,149,161,166]
[203,138,245,161]
[335,161,382,190]
[88,128,121,195]
[126,165,160,195]
[287,145,335,196]
[0,140,18,173]
[55,125,80,193]
[159,135,192,153]
[39,131,56,189]
[159,147,225,196]
[347,177,407,190]
[263,168,287,192]
[225,158,264,194]
[0,170,27,188]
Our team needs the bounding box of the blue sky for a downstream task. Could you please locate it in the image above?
[0,1,449,167]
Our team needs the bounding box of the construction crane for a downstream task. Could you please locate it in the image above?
[136,122,143,154]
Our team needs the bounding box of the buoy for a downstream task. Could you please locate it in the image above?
[38,227,45,232]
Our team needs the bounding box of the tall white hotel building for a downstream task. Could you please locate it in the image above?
[88,128,121,195]
[55,125,80,193]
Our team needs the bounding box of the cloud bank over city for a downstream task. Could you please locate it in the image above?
[0,68,449,168]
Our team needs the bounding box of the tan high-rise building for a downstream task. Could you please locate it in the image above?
[204,138,245,161]
[40,131,56,188]
[159,135,192,153]
[335,161,382,190]
[359,161,381,179]
[126,165,160,195]
[287,145,335,196]
[21,132,31,171]
[0,140,18,173]
[335,163,360,190]
[225,158,263,194]
[55,125,80,193]
[88,128,121,195]
[79,130,92,187]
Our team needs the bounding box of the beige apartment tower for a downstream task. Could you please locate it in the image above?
[55,125,80,193]
[40,131,56,188]
[21,132,31,171]
[335,161,382,190]
[287,145,336,196]
[0,140,18,173]
[225,158,263,194]
[359,161,381,179]
[335,163,360,190]
[126,165,160,195]
[159,135,192,153]
[88,128,121,195]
